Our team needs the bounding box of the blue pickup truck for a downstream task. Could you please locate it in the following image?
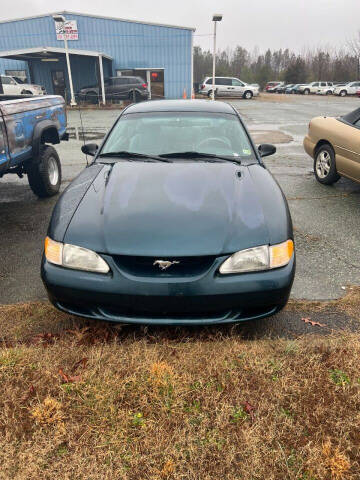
[0,94,67,197]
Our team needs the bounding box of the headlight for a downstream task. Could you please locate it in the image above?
[219,240,294,274]
[44,237,110,274]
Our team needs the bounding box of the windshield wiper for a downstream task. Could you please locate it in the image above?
[98,151,172,163]
[159,151,241,164]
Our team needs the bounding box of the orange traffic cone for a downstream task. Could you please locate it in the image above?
[182,88,187,99]
[191,88,195,99]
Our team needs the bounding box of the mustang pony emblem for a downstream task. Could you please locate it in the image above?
[153,260,180,270]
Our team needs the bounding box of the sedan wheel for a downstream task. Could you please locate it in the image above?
[314,145,340,185]
[340,90,347,97]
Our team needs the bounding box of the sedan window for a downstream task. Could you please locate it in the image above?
[101,112,256,160]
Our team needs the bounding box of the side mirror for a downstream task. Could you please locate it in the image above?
[258,143,276,158]
[81,143,99,156]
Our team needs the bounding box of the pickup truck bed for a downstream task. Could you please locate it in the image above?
[0,95,67,197]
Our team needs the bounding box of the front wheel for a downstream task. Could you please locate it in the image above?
[340,90,347,97]
[27,145,62,197]
[314,144,340,185]
[243,90,253,100]
[303,89,310,95]
[21,90,33,95]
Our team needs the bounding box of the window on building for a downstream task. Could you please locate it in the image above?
[5,70,27,82]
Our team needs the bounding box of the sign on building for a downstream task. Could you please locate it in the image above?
[55,20,78,41]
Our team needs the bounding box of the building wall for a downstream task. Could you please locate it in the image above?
[0,13,193,98]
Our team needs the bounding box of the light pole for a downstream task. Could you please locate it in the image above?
[52,14,77,106]
[211,14,223,101]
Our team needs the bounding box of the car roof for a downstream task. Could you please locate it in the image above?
[124,99,237,114]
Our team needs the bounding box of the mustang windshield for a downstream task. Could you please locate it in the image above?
[100,112,256,161]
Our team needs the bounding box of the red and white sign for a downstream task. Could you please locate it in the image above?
[55,20,78,41]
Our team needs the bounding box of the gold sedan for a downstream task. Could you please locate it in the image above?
[304,108,360,185]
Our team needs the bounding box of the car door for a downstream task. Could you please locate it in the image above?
[333,118,360,182]
[221,78,233,95]
[1,76,19,94]
[349,82,360,95]
[311,82,319,93]
[214,78,229,96]
[231,78,245,96]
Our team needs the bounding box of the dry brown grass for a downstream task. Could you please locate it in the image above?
[0,299,360,479]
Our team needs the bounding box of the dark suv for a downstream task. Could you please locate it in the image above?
[79,76,149,102]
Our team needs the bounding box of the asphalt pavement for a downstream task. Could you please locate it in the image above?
[1,94,359,310]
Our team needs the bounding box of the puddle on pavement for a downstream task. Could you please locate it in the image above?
[67,127,107,141]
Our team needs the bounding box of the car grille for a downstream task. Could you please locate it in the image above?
[113,255,216,277]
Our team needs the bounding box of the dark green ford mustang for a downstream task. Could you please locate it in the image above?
[42,100,295,325]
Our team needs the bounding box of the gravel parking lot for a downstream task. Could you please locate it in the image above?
[1,94,359,305]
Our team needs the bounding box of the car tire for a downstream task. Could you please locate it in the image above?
[27,145,62,197]
[21,90,33,95]
[303,89,310,95]
[243,90,253,100]
[314,144,340,185]
[326,90,332,95]
[340,90,347,97]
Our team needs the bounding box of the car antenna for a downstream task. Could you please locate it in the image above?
[77,99,88,167]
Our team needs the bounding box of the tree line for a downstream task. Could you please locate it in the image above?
[193,45,360,87]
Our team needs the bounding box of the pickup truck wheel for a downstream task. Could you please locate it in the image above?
[27,145,62,197]
[303,89,310,95]
[243,90,253,99]
[340,90,347,97]
[314,144,340,185]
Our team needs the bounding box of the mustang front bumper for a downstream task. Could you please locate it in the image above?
[42,254,295,326]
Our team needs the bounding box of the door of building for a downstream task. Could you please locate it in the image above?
[51,70,66,99]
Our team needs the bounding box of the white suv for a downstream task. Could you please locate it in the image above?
[298,82,333,95]
[0,75,46,95]
[199,77,259,99]
[333,82,360,96]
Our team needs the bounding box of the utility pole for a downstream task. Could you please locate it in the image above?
[53,14,77,106]
[211,14,223,101]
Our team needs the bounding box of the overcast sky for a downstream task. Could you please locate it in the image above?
[1,0,359,53]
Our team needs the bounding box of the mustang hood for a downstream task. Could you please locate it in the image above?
[64,162,271,256]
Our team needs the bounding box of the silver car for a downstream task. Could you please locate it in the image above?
[199,76,259,99]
